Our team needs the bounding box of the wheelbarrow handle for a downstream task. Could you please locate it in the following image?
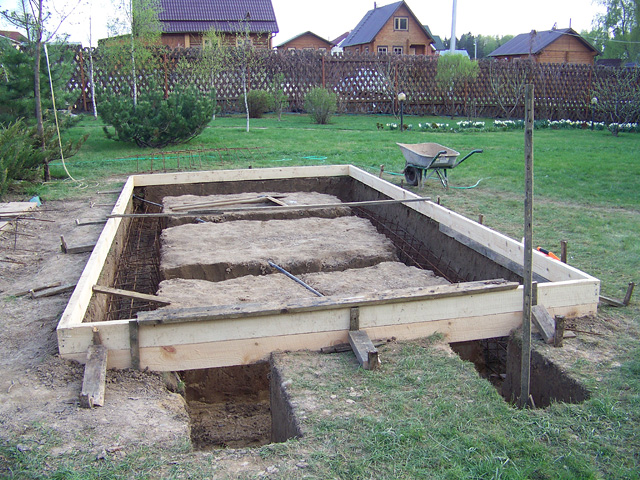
[431,150,448,162]
[454,149,483,167]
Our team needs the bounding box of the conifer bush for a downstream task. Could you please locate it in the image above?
[99,84,216,148]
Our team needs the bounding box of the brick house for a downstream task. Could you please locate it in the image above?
[276,31,335,53]
[158,0,279,49]
[488,28,599,65]
[341,1,435,55]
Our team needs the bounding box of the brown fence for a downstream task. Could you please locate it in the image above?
[68,47,633,122]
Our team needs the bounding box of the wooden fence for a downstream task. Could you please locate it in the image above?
[68,47,636,122]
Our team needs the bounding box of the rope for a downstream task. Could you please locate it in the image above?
[44,44,77,183]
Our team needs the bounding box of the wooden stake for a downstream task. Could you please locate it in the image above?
[478,214,484,225]
[560,240,568,263]
[623,282,635,306]
[520,84,534,409]
[554,315,565,348]
[379,165,385,178]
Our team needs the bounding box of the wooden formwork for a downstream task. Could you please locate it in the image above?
[56,165,600,371]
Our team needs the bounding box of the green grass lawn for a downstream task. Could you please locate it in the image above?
[5,112,639,479]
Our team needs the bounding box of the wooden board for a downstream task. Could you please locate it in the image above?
[531,304,556,344]
[348,330,379,370]
[0,202,37,232]
[79,345,108,408]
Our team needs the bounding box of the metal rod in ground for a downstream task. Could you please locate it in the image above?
[267,260,324,297]
[520,83,535,409]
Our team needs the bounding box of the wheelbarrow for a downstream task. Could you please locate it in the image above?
[397,142,483,189]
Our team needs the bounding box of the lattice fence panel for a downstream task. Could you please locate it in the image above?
[67,47,638,122]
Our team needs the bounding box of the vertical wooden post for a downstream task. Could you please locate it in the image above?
[554,315,565,347]
[560,240,568,263]
[478,214,484,225]
[623,282,635,306]
[519,84,535,409]
[322,55,326,89]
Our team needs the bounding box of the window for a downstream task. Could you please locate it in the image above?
[394,17,408,30]
[364,46,370,53]
[393,46,404,55]
[236,37,253,47]
[377,46,388,54]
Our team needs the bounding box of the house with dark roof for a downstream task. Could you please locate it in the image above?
[488,28,598,65]
[158,0,279,49]
[342,1,435,55]
[276,31,334,53]
[0,30,27,46]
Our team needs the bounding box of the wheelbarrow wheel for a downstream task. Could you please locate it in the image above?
[404,166,422,186]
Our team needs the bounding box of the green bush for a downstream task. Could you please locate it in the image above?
[0,121,45,197]
[99,84,216,148]
[241,90,272,118]
[305,87,337,124]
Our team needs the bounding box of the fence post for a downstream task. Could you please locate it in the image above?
[163,53,169,99]
[322,55,325,89]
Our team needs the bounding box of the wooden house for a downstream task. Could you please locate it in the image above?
[341,1,435,55]
[0,30,27,46]
[158,0,279,49]
[488,28,598,65]
[276,31,335,53]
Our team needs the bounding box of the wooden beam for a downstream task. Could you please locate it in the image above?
[136,280,519,325]
[12,281,61,297]
[79,345,108,408]
[531,304,555,344]
[348,330,379,370]
[107,196,433,219]
[92,285,171,306]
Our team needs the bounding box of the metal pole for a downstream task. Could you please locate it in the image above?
[450,0,458,52]
[520,84,534,409]
[268,260,324,297]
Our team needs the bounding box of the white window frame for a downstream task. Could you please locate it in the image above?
[377,45,388,54]
[393,46,404,55]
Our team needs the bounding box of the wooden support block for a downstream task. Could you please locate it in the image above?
[349,307,360,331]
[554,315,565,348]
[531,304,556,344]
[129,320,140,371]
[79,345,108,408]
[348,330,379,370]
[599,295,626,308]
[623,282,635,306]
[60,235,95,254]
[92,285,171,306]
[30,283,76,299]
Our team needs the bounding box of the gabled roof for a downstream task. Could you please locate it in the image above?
[158,0,278,34]
[276,31,334,49]
[0,30,27,44]
[331,31,351,47]
[488,28,598,57]
[423,25,444,50]
[342,1,432,47]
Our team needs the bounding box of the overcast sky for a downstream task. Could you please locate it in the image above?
[1,0,606,47]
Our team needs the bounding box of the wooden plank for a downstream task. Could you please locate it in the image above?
[79,345,108,408]
[136,280,519,325]
[108,196,433,219]
[131,165,352,188]
[57,176,135,332]
[92,285,171,306]
[348,165,598,284]
[75,219,107,226]
[348,330,379,370]
[531,304,556,344]
[31,283,77,298]
[12,282,62,297]
[439,224,549,282]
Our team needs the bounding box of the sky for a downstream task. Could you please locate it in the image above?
[0,0,606,47]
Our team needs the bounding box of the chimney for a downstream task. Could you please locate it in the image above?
[374,2,377,8]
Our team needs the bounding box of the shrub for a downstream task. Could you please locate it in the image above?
[0,121,45,197]
[99,84,216,148]
[305,87,337,124]
[241,90,272,118]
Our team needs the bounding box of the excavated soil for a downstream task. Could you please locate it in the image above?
[157,261,450,307]
[160,216,399,281]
